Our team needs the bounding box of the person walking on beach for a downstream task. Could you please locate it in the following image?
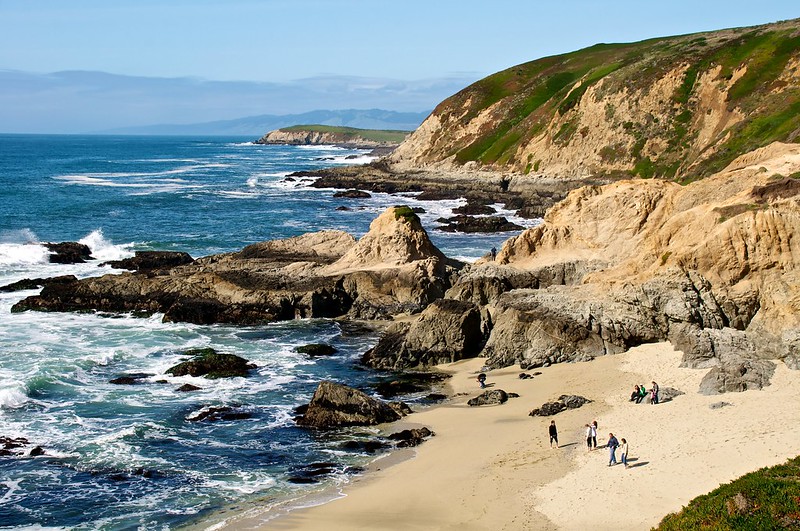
[607,433,619,466]
[591,420,598,449]
[549,420,559,449]
[585,424,593,451]
[620,438,629,468]
[650,381,660,404]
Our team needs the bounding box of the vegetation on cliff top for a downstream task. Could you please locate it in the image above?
[655,455,800,530]
[279,125,410,144]
[421,18,800,182]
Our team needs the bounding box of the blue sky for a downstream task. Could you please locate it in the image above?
[0,0,797,132]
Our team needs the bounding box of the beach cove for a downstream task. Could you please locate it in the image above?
[201,342,800,530]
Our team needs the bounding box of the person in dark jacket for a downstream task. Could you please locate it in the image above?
[548,420,559,449]
[607,433,620,466]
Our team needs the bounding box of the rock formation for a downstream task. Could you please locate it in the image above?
[296,381,408,428]
[12,207,459,325]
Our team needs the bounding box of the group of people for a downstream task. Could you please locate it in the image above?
[546,420,630,468]
[629,381,659,404]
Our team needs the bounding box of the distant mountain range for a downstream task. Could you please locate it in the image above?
[96,109,430,136]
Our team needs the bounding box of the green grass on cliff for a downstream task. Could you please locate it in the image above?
[434,19,800,182]
[279,125,409,144]
[655,455,800,530]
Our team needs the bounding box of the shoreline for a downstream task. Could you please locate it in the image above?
[197,342,800,530]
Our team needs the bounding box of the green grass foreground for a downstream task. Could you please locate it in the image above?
[655,456,800,530]
[279,124,410,144]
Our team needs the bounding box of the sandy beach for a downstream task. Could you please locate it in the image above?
[206,343,800,530]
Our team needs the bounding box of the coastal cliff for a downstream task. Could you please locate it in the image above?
[387,19,800,183]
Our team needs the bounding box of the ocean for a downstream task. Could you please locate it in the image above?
[0,134,535,530]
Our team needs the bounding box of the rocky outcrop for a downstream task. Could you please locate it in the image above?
[254,127,408,148]
[467,389,509,406]
[0,275,78,293]
[165,348,255,379]
[102,251,194,271]
[11,207,459,325]
[529,395,592,416]
[296,381,407,428]
[44,242,93,264]
[362,299,486,369]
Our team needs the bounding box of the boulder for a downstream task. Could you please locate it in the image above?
[109,373,153,385]
[44,242,93,264]
[387,427,434,447]
[296,381,406,428]
[333,189,371,199]
[698,359,776,395]
[165,348,254,379]
[529,395,592,416]
[186,405,252,422]
[467,389,508,406]
[296,343,338,356]
[436,215,524,233]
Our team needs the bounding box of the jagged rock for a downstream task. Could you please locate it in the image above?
[166,348,254,379]
[0,275,77,293]
[176,384,202,392]
[296,343,338,356]
[363,299,485,369]
[467,389,508,406]
[296,381,406,428]
[102,251,194,271]
[698,359,776,395]
[529,395,592,416]
[44,242,93,264]
[388,427,434,447]
[453,203,497,216]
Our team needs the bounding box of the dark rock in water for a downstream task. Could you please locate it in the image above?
[388,427,434,447]
[286,462,341,483]
[186,405,252,422]
[166,348,254,379]
[453,203,497,216]
[333,189,371,199]
[468,389,509,406]
[435,215,524,233]
[529,395,592,416]
[109,372,153,385]
[341,439,388,453]
[336,206,351,211]
[29,446,45,457]
[0,275,78,293]
[0,436,41,458]
[296,343,338,356]
[296,381,405,428]
[176,383,202,392]
[102,251,194,271]
[389,401,413,416]
[411,207,426,214]
[44,242,93,264]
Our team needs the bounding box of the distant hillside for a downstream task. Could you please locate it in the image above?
[255,125,411,147]
[98,109,429,136]
[389,18,800,183]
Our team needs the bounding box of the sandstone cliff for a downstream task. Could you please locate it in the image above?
[387,19,800,185]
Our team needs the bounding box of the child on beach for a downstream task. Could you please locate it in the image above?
[620,438,629,468]
[477,373,487,388]
[585,424,593,451]
[549,420,559,449]
[650,381,660,404]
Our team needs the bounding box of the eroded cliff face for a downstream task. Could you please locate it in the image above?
[388,19,800,185]
[478,143,800,385]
